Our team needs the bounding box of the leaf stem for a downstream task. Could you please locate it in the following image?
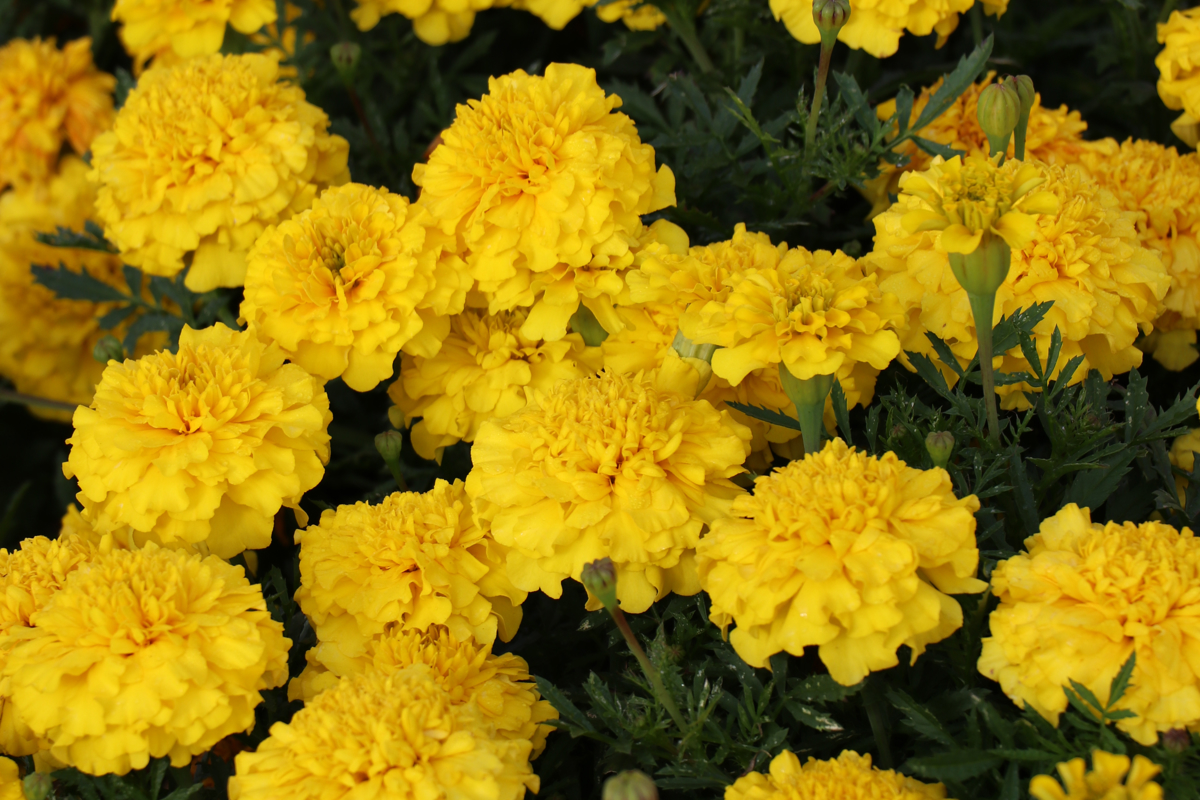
[0,389,78,415]
[805,40,835,160]
[607,606,689,734]
[670,10,715,74]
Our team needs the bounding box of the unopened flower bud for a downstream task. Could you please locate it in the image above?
[330,42,362,85]
[93,334,125,364]
[23,773,52,800]
[581,557,618,611]
[671,330,717,394]
[977,80,1021,158]
[570,304,608,347]
[375,431,408,490]
[812,0,850,47]
[603,771,658,800]
[1012,75,1035,116]
[1163,727,1191,753]
[925,431,955,469]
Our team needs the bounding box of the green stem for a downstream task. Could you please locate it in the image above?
[805,40,835,159]
[1013,106,1031,160]
[969,3,983,47]
[967,290,1001,445]
[609,607,688,734]
[864,677,893,769]
[779,365,834,456]
[671,11,715,74]
[0,389,77,415]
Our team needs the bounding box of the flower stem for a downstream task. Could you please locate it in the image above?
[779,365,834,455]
[0,389,77,415]
[608,606,689,734]
[805,40,835,160]
[671,11,715,74]
[967,290,1001,445]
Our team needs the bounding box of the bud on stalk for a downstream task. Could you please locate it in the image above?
[603,771,658,800]
[1012,75,1035,160]
[925,431,955,469]
[977,79,1021,159]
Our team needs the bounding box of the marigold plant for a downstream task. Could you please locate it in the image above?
[1029,752,1163,800]
[726,749,950,800]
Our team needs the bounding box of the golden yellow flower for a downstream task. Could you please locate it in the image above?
[414,63,674,341]
[113,0,278,72]
[64,323,332,559]
[241,183,465,392]
[591,0,665,30]
[979,504,1200,745]
[352,0,497,44]
[90,53,349,293]
[726,750,948,800]
[1157,8,1200,148]
[388,308,600,462]
[467,366,750,613]
[0,37,114,191]
[1030,752,1163,800]
[229,664,539,800]
[698,438,985,685]
[865,72,1091,217]
[4,542,289,775]
[289,624,557,756]
[1170,429,1200,502]
[866,159,1170,409]
[295,479,525,675]
[0,758,21,800]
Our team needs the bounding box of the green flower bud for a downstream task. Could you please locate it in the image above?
[581,558,618,611]
[603,771,658,800]
[812,0,850,47]
[330,42,362,85]
[671,330,718,393]
[976,79,1021,158]
[1011,75,1035,160]
[23,773,52,800]
[92,334,125,365]
[569,304,608,347]
[375,431,408,491]
[925,431,955,469]
[1162,728,1191,753]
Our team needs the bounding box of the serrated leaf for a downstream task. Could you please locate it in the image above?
[725,401,801,431]
[894,86,914,134]
[912,136,964,160]
[831,379,852,446]
[1000,763,1021,800]
[534,677,596,734]
[1107,653,1137,708]
[988,748,1061,762]
[906,749,1001,781]
[1064,681,1105,721]
[122,312,184,355]
[97,304,138,330]
[32,264,129,303]
[887,688,956,747]
[925,332,965,378]
[34,224,117,253]
[785,701,842,731]
[910,35,994,133]
[832,71,876,133]
[1007,446,1040,536]
[790,674,863,704]
[114,67,136,110]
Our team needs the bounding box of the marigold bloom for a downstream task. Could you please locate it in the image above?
[290,625,557,756]
[726,750,948,800]
[229,664,538,800]
[113,0,277,72]
[415,63,674,341]
[4,543,288,775]
[388,308,600,462]
[241,183,465,391]
[90,53,349,293]
[1157,8,1200,148]
[1030,752,1163,800]
[866,159,1170,409]
[64,323,332,559]
[591,0,665,29]
[296,479,525,671]
[467,367,750,613]
[0,758,20,800]
[698,439,985,685]
[979,504,1200,745]
[352,0,496,44]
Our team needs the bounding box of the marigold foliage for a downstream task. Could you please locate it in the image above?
[698,438,985,686]
[90,53,350,292]
[290,624,557,756]
[295,479,525,671]
[725,750,949,800]
[1156,8,1200,148]
[388,307,600,462]
[866,159,1170,409]
[241,183,466,391]
[2,543,289,775]
[112,0,277,72]
[979,504,1200,745]
[414,63,675,341]
[467,366,751,614]
[64,323,332,559]
[1029,752,1163,800]
[229,665,539,800]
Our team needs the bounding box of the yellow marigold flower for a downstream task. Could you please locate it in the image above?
[414,63,675,341]
[467,367,751,613]
[865,73,1091,218]
[0,758,20,800]
[241,183,465,392]
[1030,752,1163,800]
[295,479,525,672]
[1157,8,1200,148]
[591,0,665,30]
[290,624,557,756]
[113,0,277,72]
[866,159,1171,409]
[351,0,491,44]
[230,664,538,800]
[1170,429,1200,501]
[90,54,350,293]
[0,37,114,191]
[63,323,332,559]
[979,504,1200,745]
[4,542,289,775]
[698,438,985,685]
[388,308,600,462]
[726,750,948,800]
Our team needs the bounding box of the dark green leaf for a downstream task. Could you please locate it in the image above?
[894,86,914,134]
[911,137,964,160]
[910,35,994,133]
[34,224,117,253]
[122,312,184,355]
[1007,446,1040,537]
[535,677,597,733]
[925,332,965,378]
[831,379,852,446]
[725,402,800,431]
[97,304,137,330]
[785,701,842,732]
[887,688,956,747]
[790,674,863,704]
[906,749,1001,781]
[114,67,136,110]
[32,264,129,303]
[1064,681,1104,720]
[832,71,876,133]
[1107,654,1137,709]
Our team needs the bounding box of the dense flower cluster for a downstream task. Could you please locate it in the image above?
[111,0,278,71]
[1030,752,1163,800]
[979,504,1200,745]
[726,750,950,800]
[698,438,985,685]
[64,324,332,559]
[90,53,349,292]
[1156,7,1200,147]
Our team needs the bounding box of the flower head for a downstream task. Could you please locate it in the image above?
[0,37,114,191]
[467,367,751,613]
[1170,429,1200,502]
[866,160,1170,409]
[979,504,1200,745]
[112,0,278,72]
[295,479,525,668]
[3,542,289,775]
[352,0,497,44]
[290,624,557,756]
[64,323,332,559]
[229,665,539,800]
[388,308,600,462]
[1157,8,1200,147]
[90,53,349,292]
[414,63,674,341]
[241,183,466,391]
[726,750,948,800]
[768,0,992,59]
[1030,752,1163,800]
[698,438,985,685]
